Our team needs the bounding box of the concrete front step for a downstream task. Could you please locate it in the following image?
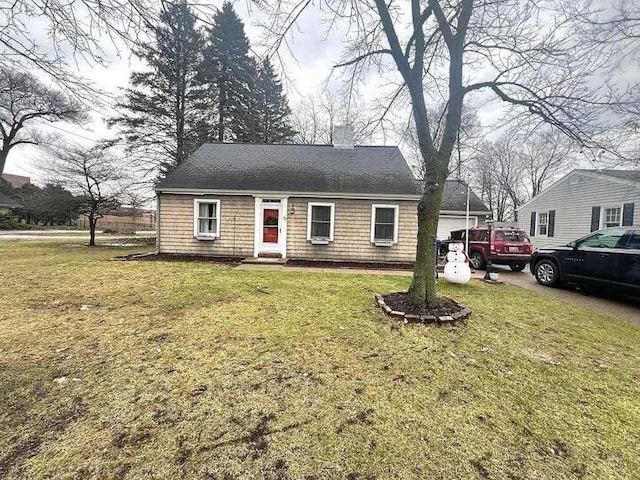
[241,257,288,265]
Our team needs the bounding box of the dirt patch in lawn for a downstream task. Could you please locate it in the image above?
[114,252,243,265]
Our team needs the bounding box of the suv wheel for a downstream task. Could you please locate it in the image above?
[510,264,526,272]
[534,260,559,287]
[470,252,486,270]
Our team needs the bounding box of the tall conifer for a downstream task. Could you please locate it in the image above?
[202,2,256,142]
[253,58,296,143]
[112,0,206,174]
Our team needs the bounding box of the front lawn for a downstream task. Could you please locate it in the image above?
[0,242,639,479]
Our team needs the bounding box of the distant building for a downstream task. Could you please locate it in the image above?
[75,207,157,232]
[1,173,30,189]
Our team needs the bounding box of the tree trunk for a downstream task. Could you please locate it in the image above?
[89,216,97,246]
[0,148,8,176]
[408,180,445,307]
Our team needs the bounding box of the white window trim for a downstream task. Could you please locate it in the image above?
[307,202,335,243]
[370,204,400,245]
[537,211,549,237]
[193,199,221,239]
[601,205,623,229]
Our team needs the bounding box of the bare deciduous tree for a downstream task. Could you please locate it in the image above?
[291,91,371,144]
[0,1,217,99]
[44,145,125,246]
[0,68,85,175]
[258,0,634,306]
[469,124,576,221]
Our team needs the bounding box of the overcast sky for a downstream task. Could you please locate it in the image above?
[4,0,637,184]
[5,2,362,181]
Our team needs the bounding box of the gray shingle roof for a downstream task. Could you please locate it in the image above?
[157,143,421,197]
[576,169,640,183]
[442,180,490,213]
[0,192,21,208]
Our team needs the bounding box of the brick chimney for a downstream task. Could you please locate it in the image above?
[332,125,354,149]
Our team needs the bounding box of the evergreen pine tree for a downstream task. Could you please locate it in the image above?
[253,58,296,143]
[111,0,206,174]
[201,2,256,143]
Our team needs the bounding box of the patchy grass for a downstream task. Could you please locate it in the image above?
[0,241,639,479]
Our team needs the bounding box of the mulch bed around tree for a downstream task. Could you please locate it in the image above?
[376,292,472,325]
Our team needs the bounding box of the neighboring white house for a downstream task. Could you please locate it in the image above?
[517,169,640,247]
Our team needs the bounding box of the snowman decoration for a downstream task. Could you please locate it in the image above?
[444,242,471,284]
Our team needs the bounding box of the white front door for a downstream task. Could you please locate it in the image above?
[254,198,288,257]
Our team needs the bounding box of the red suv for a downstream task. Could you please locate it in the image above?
[441,227,534,271]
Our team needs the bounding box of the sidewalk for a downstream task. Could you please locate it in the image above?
[235,262,488,279]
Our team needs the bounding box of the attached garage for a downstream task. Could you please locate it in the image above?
[437,215,479,240]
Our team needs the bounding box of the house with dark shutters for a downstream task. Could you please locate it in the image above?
[517,169,640,247]
[154,129,490,263]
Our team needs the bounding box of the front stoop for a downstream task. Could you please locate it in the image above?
[241,257,288,265]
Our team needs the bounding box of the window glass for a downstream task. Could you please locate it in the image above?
[627,232,640,249]
[310,205,332,239]
[477,230,488,241]
[578,227,627,248]
[494,230,530,242]
[374,207,396,241]
[538,212,548,236]
[604,207,621,228]
[197,202,217,235]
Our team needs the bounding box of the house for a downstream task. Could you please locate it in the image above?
[0,173,30,189]
[0,192,21,215]
[517,169,640,247]
[155,134,489,263]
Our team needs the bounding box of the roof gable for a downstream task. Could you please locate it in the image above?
[517,168,640,211]
[441,180,490,213]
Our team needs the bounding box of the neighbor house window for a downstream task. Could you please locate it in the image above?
[194,199,220,238]
[307,203,335,243]
[537,212,548,236]
[371,204,399,245]
[603,207,621,228]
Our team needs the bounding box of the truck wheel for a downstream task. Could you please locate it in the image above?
[470,252,486,270]
[510,264,526,272]
[534,260,559,287]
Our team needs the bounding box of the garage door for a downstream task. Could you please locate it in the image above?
[437,215,478,240]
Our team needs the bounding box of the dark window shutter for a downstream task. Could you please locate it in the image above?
[590,206,601,232]
[530,211,536,236]
[548,210,556,237]
[622,203,635,226]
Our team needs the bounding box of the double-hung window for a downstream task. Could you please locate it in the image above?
[307,203,335,243]
[603,207,621,228]
[194,199,220,238]
[537,212,548,236]
[371,204,399,245]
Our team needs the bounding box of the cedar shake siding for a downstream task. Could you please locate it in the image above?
[517,170,640,248]
[158,194,255,257]
[158,193,419,263]
[287,198,418,263]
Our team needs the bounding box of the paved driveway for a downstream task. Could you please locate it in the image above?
[489,265,640,324]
